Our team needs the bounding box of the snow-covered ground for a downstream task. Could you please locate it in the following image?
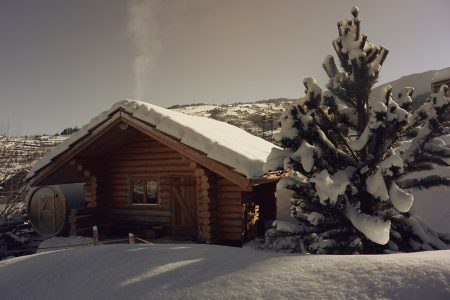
[0,243,449,299]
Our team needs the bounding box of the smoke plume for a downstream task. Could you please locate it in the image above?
[127,0,162,99]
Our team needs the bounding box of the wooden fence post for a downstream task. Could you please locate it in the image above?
[128,233,135,244]
[93,226,99,246]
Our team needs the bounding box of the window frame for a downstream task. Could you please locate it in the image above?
[129,177,160,206]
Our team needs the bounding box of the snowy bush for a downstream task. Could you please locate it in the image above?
[265,7,450,254]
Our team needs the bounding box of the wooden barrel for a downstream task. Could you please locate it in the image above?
[27,184,85,237]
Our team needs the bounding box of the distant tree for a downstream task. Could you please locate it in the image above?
[207,108,226,121]
[266,7,450,253]
[0,136,28,222]
[60,126,79,136]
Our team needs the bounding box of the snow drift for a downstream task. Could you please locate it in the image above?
[0,244,449,299]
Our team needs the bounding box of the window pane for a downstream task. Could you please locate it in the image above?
[146,181,158,204]
[131,181,145,204]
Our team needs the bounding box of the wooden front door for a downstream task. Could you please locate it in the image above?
[170,176,197,237]
[39,196,54,235]
[38,193,65,235]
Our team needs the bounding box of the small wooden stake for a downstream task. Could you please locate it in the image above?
[128,233,135,244]
[93,226,99,246]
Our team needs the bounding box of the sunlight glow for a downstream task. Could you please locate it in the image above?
[119,258,204,287]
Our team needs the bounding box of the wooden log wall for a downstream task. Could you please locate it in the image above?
[71,158,108,208]
[69,131,268,244]
[100,136,197,229]
[84,177,97,208]
[210,177,245,242]
[195,168,215,242]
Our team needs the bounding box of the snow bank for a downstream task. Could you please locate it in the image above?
[28,100,279,179]
[0,244,449,299]
[400,134,450,235]
[412,187,450,234]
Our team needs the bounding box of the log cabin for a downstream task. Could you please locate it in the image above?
[431,68,450,125]
[26,100,281,245]
[431,68,450,94]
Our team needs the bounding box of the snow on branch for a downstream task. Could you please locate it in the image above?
[345,201,391,245]
[265,6,450,254]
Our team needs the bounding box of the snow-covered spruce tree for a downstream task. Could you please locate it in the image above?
[265,7,450,254]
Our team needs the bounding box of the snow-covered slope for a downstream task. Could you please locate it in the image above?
[433,68,450,83]
[373,70,435,97]
[0,243,449,299]
[407,138,450,234]
[171,99,293,142]
[0,135,63,182]
[0,135,65,197]
[372,67,450,98]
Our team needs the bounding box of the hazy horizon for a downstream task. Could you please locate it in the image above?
[1,0,449,135]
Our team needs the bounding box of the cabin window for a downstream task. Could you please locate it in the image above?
[131,179,158,205]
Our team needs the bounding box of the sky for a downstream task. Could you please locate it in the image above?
[0,0,449,135]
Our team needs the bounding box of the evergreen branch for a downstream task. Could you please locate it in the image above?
[333,38,352,74]
[322,55,339,79]
[286,158,313,177]
[401,120,436,162]
[331,91,357,109]
[424,144,450,157]
[366,117,405,169]
[413,155,450,167]
[317,107,358,160]
[366,46,379,64]
[400,163,435,175]
[310,114,357,167]
[397,176,450,190]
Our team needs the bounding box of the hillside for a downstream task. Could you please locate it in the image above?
[0,68,447,198]
[0,68,446,181]
[373,69,436,98]
[170,99,294,143]
[372,67,450,109]
[0,243,449,299]
[171,68,450,142]
[0,135,65,202]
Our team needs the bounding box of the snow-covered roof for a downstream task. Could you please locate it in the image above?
[432,67,450,83]
[27,100,279,180]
